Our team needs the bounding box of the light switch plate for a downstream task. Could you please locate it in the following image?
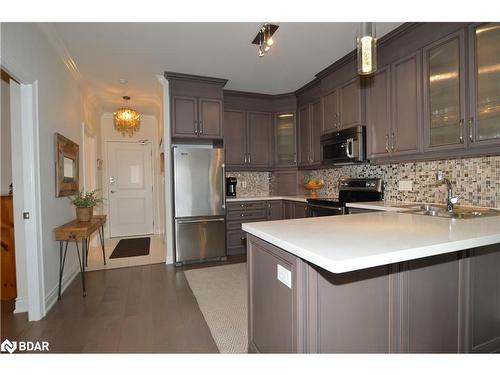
[398,180,413,191]
[277,264,292,288]
[241,180,247,189]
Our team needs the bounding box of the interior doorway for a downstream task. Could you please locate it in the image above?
[0,67,44,325]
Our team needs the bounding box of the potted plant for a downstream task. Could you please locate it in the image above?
[69,189,104,222]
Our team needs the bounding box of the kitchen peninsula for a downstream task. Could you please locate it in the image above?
[242,211,500,353]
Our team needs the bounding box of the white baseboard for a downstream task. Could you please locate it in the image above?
[44,265,79,313]
[14,296,28,314]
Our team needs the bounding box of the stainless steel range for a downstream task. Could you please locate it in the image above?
[306,178,383,217]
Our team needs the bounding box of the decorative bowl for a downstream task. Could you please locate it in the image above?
[304,179,325,197]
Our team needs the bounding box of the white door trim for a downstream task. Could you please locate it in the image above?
[9,77,45,321]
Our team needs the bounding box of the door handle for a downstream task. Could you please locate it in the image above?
[346,138,354,158]
[177,217,225,224]
[469,117,474,142]
[459,119,464,143]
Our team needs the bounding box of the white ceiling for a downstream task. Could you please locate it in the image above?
[47,22,402,115]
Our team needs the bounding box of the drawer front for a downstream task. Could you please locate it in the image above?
[227,201,267,212]
[226,210,267,230]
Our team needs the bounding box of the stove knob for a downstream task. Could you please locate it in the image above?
[365,182,370,187]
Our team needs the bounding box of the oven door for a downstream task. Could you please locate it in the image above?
[307,203,345,217]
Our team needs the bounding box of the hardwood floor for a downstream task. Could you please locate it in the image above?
[0,259,244,353]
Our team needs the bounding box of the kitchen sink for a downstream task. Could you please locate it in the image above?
[398,203,500,219]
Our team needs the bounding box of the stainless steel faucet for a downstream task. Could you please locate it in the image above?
[436,171,461,212]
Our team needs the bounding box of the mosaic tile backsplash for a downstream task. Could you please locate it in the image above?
[225,171,271,197]
[305,156,500,208]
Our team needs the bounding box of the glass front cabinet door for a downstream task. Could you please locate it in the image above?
[423,30,466,151]
[469,22,500,146]
[275,113,297,167]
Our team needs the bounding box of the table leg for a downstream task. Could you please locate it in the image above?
[75,239,86,297]
[99,225,106,265]
[57,240,69,300]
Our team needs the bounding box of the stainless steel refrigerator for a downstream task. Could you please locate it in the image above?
[173,146,226,265]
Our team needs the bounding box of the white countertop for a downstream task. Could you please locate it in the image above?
[227,195,308,203]
[346,201,412,212]
[242,212,500,274]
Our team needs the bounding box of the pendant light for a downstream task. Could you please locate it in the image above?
[357,22,377,76]
[113,96,141,137]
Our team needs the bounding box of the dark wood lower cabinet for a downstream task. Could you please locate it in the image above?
[247,235,500,353]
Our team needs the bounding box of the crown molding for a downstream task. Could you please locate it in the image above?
[164,71,228,86]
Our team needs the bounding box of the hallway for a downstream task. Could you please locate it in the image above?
[1,264,219,353]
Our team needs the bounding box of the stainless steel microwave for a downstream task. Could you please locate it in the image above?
[320,125,366,165]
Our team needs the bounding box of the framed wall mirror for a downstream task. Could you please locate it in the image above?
[55,133,79,197]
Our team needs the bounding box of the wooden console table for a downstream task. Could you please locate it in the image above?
[53,215,106,299]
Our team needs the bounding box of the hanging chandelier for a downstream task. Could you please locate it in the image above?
[113,96,141,136]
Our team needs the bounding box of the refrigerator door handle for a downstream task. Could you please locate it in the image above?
[221,163,226,209]
[176,217,225,224]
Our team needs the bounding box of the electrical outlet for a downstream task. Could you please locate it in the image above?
[241,180,247,189]
[277,264,292,288]
[398,180,413,191]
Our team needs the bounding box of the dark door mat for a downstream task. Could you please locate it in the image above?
[110,237,151,259]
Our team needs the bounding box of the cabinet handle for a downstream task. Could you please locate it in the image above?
[459,119,464,143]
[240,214,245,217]
[333,113,338,128]
[248,154,251,164]
[240,237,246,241]
[338,113,341,128]
[469,118,474,142]
[199,121,203,134]
[293,153,297,163]
[244,154,247,164]
[390,132,396,152]
[385,134,390,152]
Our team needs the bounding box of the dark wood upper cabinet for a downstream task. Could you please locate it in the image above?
[468,22,500,148]
[367,66,392,159]
[172,96,198,138]
[198,98,223,138]
[339,78,363,129]
[247,111,274,168]
[224,109,247,168]
[297,105,311,167]
[322,88,338,134]
[310,99,322,164]
[423,30,467,152]
[390,51,422,156]
[165,72,226,140]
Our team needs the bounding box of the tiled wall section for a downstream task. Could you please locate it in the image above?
[225,171,271,197]
[305,156,500,208]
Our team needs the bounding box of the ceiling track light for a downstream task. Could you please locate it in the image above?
[252,23,279,57]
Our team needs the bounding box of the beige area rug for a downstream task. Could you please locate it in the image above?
[184,263,248,353]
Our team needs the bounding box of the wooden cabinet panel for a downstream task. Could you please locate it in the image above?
[283,200,294,219]
[469,244,500,352]
[367,66,392,158]
[226,230,247,255]
[172,96,197,137]
[322,89,338,134]
[391,51,422,155]
[339,78,362,129]
[293,202,308,219]
[311,266,392,353]
[223,110,247,168]
[247,111,274,168]
[248,235,306,353]
[404,253,461,353]
[198,98,222,138]
[310,99,322,165]
[266,201,283,221]
[297,105,311,167]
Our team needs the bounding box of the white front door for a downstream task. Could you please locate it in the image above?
[107,141,154,237]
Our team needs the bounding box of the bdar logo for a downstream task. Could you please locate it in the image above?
[1,339,17,354]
